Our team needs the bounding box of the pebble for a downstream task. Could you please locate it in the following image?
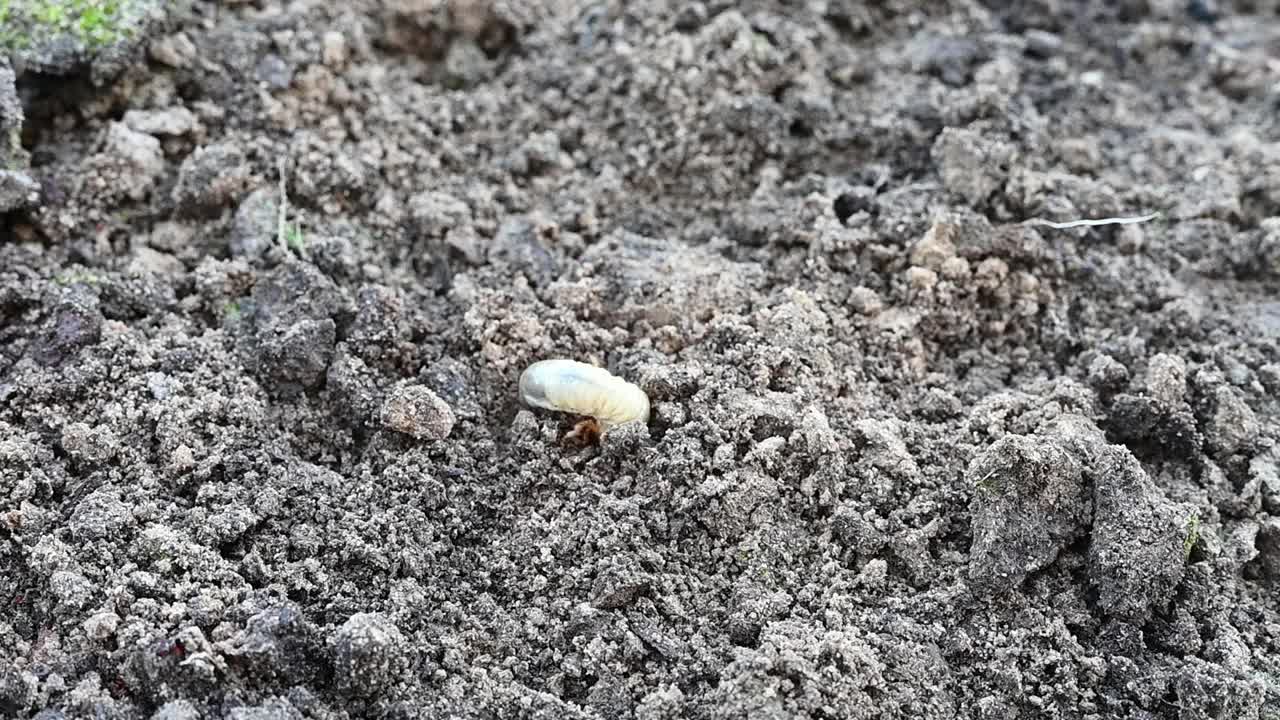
[123,107,198,137]
[380,385,456,441]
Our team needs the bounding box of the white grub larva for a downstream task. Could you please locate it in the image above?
[519,359,650,436]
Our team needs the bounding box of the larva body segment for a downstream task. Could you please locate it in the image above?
[519,359,650,430]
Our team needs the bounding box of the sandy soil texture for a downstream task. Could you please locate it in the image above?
[2,1,1280,718]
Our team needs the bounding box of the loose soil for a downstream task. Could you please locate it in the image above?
[2,1,1279,718]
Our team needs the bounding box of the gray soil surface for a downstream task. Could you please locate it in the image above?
[2,1,1280,718]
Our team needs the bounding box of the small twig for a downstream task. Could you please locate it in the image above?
[1022,212,1161,230]
[880,181,939,198]
[277,156,289,253]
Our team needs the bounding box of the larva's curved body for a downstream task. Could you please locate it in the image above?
[519,359,650,431]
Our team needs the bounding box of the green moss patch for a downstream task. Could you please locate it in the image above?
[0,0,132,51]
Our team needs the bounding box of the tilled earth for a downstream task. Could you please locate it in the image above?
[2,1,1280,718]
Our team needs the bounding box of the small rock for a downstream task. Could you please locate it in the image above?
[123,107,198,137]
[848,287,883,315]
[146,221,197,254]
[1146,354,1188,407]
[82,611,121,640]
[1107,392,1202,458]
[60,424,119,464]
[244,262,346,391]
[255,54,294,90]
[150,33,198,69]
[127,247,185,278]
[1174,165,1241,221]
[217,606,323,685]
[1087,353,1129,392]
[380,385,455,441]
[488,217,559,288]
[49,569,94,610]
[308,235,359,279]
[68,487,131,540]
[100,122,165,201]
[1024,30,1062,58]
[32,287,104,367]
[187,593,225,628]
[407,190,471,238]
[1203,386,1260,457]
[345,285,406,365]
[330,613,407,696]
[932,126,1015,208]
[225,698,306,720]
[726,584,792,647]
[591,558,651,610]
[0,61,21,150]
[909,221,958,269]
[918,387,963,420]
[507,130,563,177]
[172,142,252,213]
[170,445,195,472]
[907,33,988,86]
[0,62,36,212]
[443,39,493,88]
[199,505,259,546]
[0,665,32,714]
[0,171,40,212]
[445,226,485,265]
[255,318,336,390]
[322,31,349,68]
[151,700,201,720]
[1256,220,1280,279]
[1246,519,1280,587]
[326,347,383,424]
[831,505,888,556]
[231,188,282,260]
